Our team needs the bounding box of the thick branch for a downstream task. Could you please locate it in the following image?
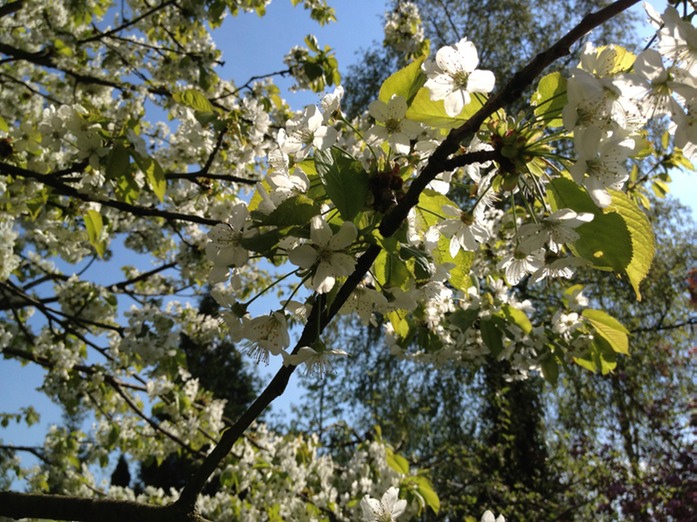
[0,1,23,19]
[0,1,642,520]
[0,492,208,522]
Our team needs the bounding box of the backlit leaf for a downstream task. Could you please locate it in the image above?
[582,309,629,355]
[379,56,427,106]
[406,87,484,129]
[531,72,567,126]
[84,209,105,257]
[315,148,369,221]
[173,88,214,113]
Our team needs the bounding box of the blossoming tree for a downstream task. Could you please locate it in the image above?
[0,0,694,521]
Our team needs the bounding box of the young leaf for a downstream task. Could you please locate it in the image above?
[84,209,106,257]
[173,88,214,113]
[385,447,410,475]
[379,56,427,106]
[501,303,533,335]
[582,309,629,355]
[531,72,567,127]
[132,152,166,202]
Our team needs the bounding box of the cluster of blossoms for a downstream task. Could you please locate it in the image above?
[564,7,697,207]
[383,1,426,58]
[202,2,694,384]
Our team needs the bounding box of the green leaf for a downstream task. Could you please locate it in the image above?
[548,177,630,269]
[262,195,321,226]
[0,115,8,132]
[531,72,567,126]
[414,189,457,229]
[607,189,655,300]
[106,144,130,180]
[501,303,532,334]
[315,148,369,221]
[414,476,440,515]
[434,235,473,292]
[374,248,411,289]
[582,309,629,355]
[173,88,214,113]
[573,336,617,374]
[131,152,166,202]
[387,309,410,339]
[84,209,106,257]
[450,308,478,332]
[540,353,559,385]
[406,87,485,129]
[105,144,141,203]
[548,178,654,300]
[386,447,410,474]
[379,56,426,106]
[480,317,504,357]
[239,229,281,254]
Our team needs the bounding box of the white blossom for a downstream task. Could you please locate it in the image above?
[423,38,495,117]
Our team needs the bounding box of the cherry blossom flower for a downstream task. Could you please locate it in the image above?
[282,345,347,375]
[517,209,594,254]
[498,249,545,286]
[360,487,407,522]
[366,95,422,154]
[671,90,697,162]
[340,284,389,325]
[279,105,337,160]
[653,5,697,75]
[423,38,495,117]
[614,49,674,118]
[530,255,589,283]
[433,204,490,256]
[206,204,252,283]
[569,126,636,207]
[288,216,357,293]
[242,312,290,364]
[320,85,344,121]
[481,510,506,522]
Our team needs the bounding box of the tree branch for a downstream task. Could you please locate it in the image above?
[0,492,209,522]
[0,161,219,226]
[174,0,642,510]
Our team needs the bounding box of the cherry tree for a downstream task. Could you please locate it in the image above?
[0,0,694,521]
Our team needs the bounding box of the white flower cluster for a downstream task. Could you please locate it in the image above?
[565,5,697,207]
[384,1,426,57]
[0,215,20,281]
[56,275,116,327]
[100,424,416,522]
